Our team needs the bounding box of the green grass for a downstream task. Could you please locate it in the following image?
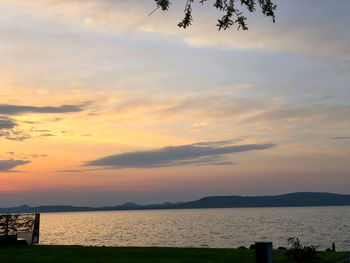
[0,245,349,263]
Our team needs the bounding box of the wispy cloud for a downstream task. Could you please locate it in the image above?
[332,136,350,140]
[112,93,269,122]
[244,105,350,126]
[0,103,86,141]
[0,104,83,115]
[56,168,103,173]
[0,159,30,171]
[86,141,275,169]
[0,122,53,141]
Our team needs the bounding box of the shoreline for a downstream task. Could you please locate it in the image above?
[3,204,350,215]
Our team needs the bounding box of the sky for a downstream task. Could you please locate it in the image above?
[0,0,349,207]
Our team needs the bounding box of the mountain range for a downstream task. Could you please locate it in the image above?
[1,192,350,214]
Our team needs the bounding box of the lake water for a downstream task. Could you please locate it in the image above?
[40,206,350,251]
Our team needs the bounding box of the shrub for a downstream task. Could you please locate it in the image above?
[286,237,319,261]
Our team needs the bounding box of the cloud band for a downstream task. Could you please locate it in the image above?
[86,141,275,169]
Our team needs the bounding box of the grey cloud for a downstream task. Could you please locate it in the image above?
[0,159,31,171]
[56,168,104,173]
[0,128,56,142]
[0,129,31,141]
[4,152,48,159]
[31,154,48,158]
[0,116,17,130]
[40,133,54,137]
[0,113,69,141]
[0,128,54,141]
[4,135,31,141]
[0,104,83,115]
[86,141,275,169]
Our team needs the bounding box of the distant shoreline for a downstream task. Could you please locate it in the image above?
[2,192,350,214]
[5,204,350,215]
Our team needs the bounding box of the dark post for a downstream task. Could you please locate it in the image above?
[255,242,273,263]
[31,213,40,245]
[332,243,335,252]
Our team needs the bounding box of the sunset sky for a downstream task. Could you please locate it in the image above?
[1,0,349,206]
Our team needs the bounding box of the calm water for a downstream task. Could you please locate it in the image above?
[40,207,350,251]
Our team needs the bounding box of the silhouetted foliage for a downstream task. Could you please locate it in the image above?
[153,0,276,30]
[286,237,319,262]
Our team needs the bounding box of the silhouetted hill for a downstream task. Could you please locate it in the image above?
[172,192,350,208]
[1,192,350,213]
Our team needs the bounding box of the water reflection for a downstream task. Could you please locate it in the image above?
[40,206,350,251]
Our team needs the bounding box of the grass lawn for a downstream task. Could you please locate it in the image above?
[0,245,349,263]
